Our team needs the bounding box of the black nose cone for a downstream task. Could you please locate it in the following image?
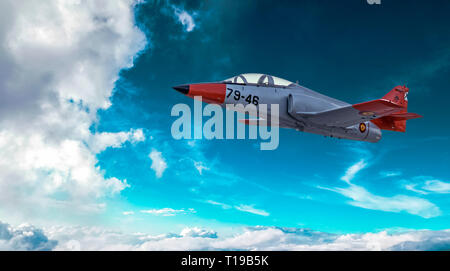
[172,84,189,95]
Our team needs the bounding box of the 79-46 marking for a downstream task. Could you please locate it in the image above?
[227,88,259,105]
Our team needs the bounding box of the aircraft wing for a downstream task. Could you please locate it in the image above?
[295,99,408,127]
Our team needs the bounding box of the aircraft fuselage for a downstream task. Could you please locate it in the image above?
[173,73,421,143]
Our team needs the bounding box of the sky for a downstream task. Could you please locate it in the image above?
[0,0,450,250]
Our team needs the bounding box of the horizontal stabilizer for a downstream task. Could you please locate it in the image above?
[387,112,422,120]
[371,111,422,132]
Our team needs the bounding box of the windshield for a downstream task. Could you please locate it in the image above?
[223,73,296,87]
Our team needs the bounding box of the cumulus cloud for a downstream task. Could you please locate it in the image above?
[89,129,145,154]
[2,220,449,251]
[172,6,196,32]
[0,0,147,222]
[149,149,168,178]
[104,177,131,195]
[0,221,57,251]
[3,222,438,251]
[320,160,441,218]
[180,227,217,238]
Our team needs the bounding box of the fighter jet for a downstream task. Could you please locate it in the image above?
[173,73,421,142]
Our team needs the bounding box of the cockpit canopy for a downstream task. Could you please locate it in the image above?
[222,73,296,87]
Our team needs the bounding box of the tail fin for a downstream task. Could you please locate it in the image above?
[371,86,422,132]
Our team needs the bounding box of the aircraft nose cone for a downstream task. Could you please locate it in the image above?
[172,84,189,95]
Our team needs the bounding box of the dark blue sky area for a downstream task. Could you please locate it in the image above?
[96,0,450,233]
[112,0,450,132]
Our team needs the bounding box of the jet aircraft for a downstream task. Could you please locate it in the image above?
[173,73,421,142]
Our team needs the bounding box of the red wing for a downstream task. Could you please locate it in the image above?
[370,112,422,132]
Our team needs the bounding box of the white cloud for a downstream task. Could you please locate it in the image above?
[89,129,145,154]
[140,208,195,216]
[194,161,209,175]
[205,200,232,209]
[341,160,366,183]
[187,140,196,147]
[20,222,448,251]
[2,220,449,251]
[131,129,146,142]
[325,184,441,218]
[379,171,402,178]
[205,200,269,216]
[149,149,168,178]
[0,221,57,251]
[405,177,450,195]
[172,6,196,32]
[0,0,147,223]
[421,180,450,194]
[235,204,270,217]
[180,227,217,238]
[122,211,134,216]
[104,177,131,195]
[405,183,429,195]
[321,161,441,218]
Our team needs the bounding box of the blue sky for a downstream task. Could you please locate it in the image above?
[92,0,450,234]
[1,0,450,250]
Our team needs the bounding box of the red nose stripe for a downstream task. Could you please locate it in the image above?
[188,83,226,104]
